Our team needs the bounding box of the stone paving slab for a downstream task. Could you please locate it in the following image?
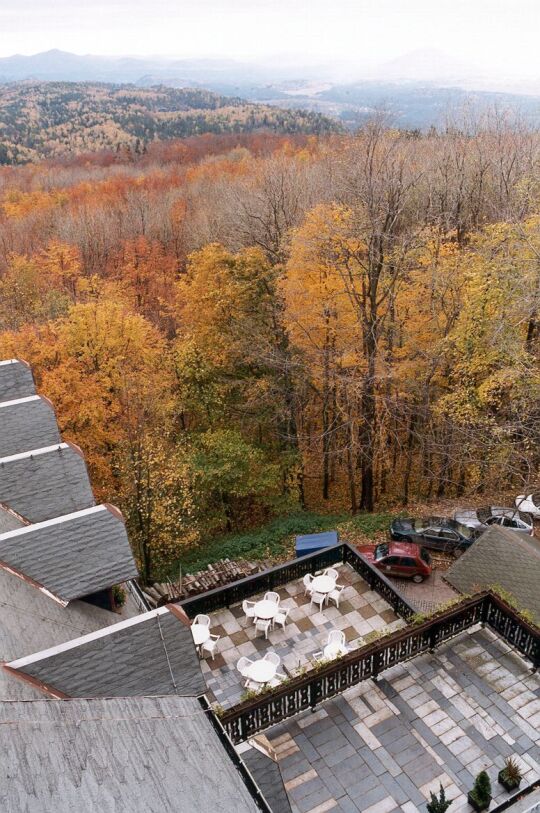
[240,628,540,813]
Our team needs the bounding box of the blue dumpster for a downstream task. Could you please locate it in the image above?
[295,531,339,558]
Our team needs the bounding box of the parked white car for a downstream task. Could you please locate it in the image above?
[453,506,534,535]
[515,493,540,520]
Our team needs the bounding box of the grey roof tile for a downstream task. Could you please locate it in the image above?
[446,526,540,624]
[0,696,260,813]
[0,505,138,603]
[0,395,61,457]
[0,568,139,700]
[0,442,95,522]
[7,606,207,698]
[0,358,35,402]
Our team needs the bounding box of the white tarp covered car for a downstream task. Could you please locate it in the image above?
[515,492,540,520]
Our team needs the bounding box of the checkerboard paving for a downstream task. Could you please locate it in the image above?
[200,563,406,709]
[241,627,540,813]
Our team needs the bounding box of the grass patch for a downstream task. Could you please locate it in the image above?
[161,509,395,579]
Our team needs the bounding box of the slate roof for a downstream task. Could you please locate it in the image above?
[242,748,292,813]
[0,442,95,522]
[0,697,261,813]
[0,505,138,605]
[0,395,61,457]
[6,606,207,698]
[0,358,35,403]
[0,567,139,700]
[446,526,540,624]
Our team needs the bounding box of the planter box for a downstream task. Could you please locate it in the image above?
[498,769,521,793]
[467,792,491,811]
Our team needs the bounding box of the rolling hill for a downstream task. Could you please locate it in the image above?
[0,81,341,164]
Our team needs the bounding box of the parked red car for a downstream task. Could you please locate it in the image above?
[357,540,432,583]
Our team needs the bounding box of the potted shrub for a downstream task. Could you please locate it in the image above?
[468,771,491,811]
[498,757,523,792]
[427,783,453,813]
[112,584,126,609]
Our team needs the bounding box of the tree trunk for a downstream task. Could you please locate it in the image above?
[402,412,417,505]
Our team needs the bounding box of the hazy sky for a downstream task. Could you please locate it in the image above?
[1,0,539,78]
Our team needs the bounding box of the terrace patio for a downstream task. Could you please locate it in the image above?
[199,562,407,709]
[238,627,540,813]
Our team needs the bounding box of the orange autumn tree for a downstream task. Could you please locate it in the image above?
[110,237,179,332]
[284,204,359,505]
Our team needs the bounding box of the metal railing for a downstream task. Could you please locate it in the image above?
[219,591,539,744]
[177,542,417,621]
[125,578,152,613]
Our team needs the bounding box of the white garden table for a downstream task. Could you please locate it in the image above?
[253,599,280,621]
[191,624,210,647]
[310,575,336,596]
[246,658,277,685]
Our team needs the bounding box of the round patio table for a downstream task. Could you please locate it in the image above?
[310,575,336,595]
[191,623,210,647]
[246,658,277,684]
[253,599,280,620]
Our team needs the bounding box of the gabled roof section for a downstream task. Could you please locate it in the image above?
[0,395,61,457]
[446,526,540,624]
[0,566,140,701]
[0,442,94,522]
[0,358,36,402]
[6,605,206,699]
[0,697,261,813]
[0,504,138,605]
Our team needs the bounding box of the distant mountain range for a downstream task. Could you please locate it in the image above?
[0,50,539,143]
[0,82,340,164]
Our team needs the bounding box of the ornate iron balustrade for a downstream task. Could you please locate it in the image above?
[220,591,539,744]
[178,543,416,620]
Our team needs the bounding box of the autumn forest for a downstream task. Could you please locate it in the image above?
[1,121,539,580]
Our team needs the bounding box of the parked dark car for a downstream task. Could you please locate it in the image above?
[358,540,432,583]
[389,516,479,553]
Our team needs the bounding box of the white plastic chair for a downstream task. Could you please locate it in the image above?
[303,573,314,595]
[273,606,290,630]
[328,584,345,608]
[263,651,281,667]
[327,629,345,647]
[237,656,254,677]
[324,567,339,581]
[244,678,262,691]
[243,600,257,623]
[255,618,272,639]
[265,591,280,604]
[193,614,211,627]
[269,672,287,688]
[310,591,325,612]
[201,634,220,659]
